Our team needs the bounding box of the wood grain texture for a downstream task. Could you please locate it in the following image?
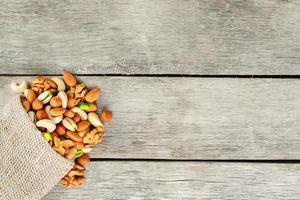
[1,76,300,159]
[0,0,299,75]
[43,161,300,200]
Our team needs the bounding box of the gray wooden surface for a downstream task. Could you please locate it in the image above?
[0,0,299,75]
[1,0,300,199]
[43,162,300,200]
[2,76,300,159]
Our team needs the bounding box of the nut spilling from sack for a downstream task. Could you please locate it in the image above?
[11,71,112,188]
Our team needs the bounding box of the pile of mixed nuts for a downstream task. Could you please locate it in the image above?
[10,71,112,188]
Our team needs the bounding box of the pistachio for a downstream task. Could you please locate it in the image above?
[62,118,77,131]
[50,108,66,117]
[52,116,63,124]
[71,107,88,120]
[50,96,62,108]
[57,91,68,109]
[79,102,90,110]
[74,149,83,158]
[32,99,43,111]
[36,119,56,133]
[11,81,29,93]
[28,111,36,123]
[63,70,77,87]
[37,91,53,104]
[87,112,103,127]
[51,77,66,91]
[43,132,52,142]
[85,88,100,103]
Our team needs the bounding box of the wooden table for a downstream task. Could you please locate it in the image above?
[1,0,300,199]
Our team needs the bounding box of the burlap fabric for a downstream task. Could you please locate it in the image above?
[0,96,73,199]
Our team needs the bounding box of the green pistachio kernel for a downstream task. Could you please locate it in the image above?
[46,91,52,98]
[74,149,84,158]
[79,102,90,110]
[43,132,51,142]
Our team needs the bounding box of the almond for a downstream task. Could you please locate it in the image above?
[64,110,75,118]
[77,120,90,132]
[55,125,66,136]
[67,98,79,108]
[50,96,62,108]
[66,131,82,142]
[77,153,90,165]
[85,103,97,112]
[85,88,100,103]
[72,113,81,123]
[50,108,66,116]
[36,110,49,120]
[21,99,31,112]
[26,89,37,103]
[63,70,77,87]
[101,110,112,122]
[32,99,43,111]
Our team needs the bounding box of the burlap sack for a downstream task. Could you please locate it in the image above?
[0,96,74,200]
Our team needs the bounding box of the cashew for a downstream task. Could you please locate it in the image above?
[62,117,77,131]
[28,111,36,123]
[51,77,66,91]
[10,81,29,94]
[24,89,29,97]
[36,119,56,133]
[82,147,92,153]
[57,91,68,109]
[71,107,87,120]
[52,116,63,124]
[87,112,103,127]
[38,91,53,104]
[45,105,53,119]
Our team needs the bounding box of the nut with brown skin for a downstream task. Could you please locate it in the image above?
[72,113,81,123]
[26,89,37,103]
[50,108,66,117]
[85,103,97,112]
[63,70,77,87]
[36,110,49,120]
[66,131,82,142]
[55,125,66,136]
[77,120,90,132]
[64,110,75,118]
[65,147,77,160]
[77,153,90,166]
[32,99,43,111]
[50,96,62,108]
[101,110,113,123]
[21,97,31,112]
[85,88,100,103]
[67,98,79,108]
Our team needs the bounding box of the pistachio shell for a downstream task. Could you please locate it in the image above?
[57,91,68,109]
[51,77,66,91]
[62,117,77,131]
[87,112,103,127]
[36,119,56,133]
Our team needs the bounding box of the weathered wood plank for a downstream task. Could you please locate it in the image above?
[1,76,300,159]
[0,0,299,74]
[43,161,300,199]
